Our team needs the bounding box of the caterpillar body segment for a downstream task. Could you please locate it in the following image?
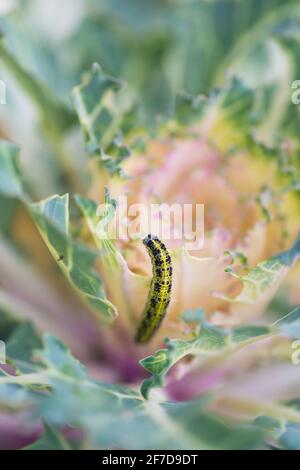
[135,234,173,344]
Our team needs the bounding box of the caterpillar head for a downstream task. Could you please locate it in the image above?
[143,234,159,246]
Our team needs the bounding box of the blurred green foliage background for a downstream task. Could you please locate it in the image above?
[2,0,300,117]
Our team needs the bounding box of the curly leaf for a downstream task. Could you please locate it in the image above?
[30,195,117,323]
[0,333,264,450]
[75,192,150,325]
[140,300,300,399]
[72,63,137,176]
[226,235,300,308]
[140,315,273,399]
[75,190,118,261]
[0,143,117,324]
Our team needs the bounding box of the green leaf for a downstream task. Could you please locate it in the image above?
[217,77,258,128]
[0,141,24,199]
[30,195,117,324]
[231,325,271,343]
[72,63,137,176]
[0,144,117,324]
[160,399,262,451]
[37,334,86,381]
[0,310,19,342]
[140,322,228,398]
[23,423,71,450]
[279,423,300,450]
[0,196,19,235]
[140,317,272,399]
[0,334,264,450]
[163,76,259,141]
[0,40,75,133]
[225,235,300,307]
[263,401,300,449]
[273,306,300,338]
[0,383,31,408]
[0,37,81,192]
[75,191,119,265]
[171,91,207,127]
[30,195,70,265]
[6,322,42,373]
[253,415,281,431]
[141,300,300,399]
[75,191,149,326]
[75,190,116,242]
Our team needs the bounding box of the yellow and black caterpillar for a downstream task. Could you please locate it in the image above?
[135,234,172,344]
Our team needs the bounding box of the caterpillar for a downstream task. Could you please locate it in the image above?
[135,234,173,344]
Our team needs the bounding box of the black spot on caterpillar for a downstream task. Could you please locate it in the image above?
[135,234,173,344]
